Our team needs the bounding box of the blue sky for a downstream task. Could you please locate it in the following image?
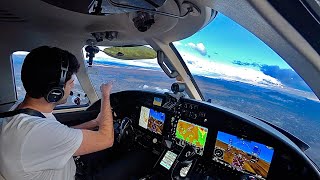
[175,13,290,69]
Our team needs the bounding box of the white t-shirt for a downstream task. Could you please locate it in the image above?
[0,112,83,180]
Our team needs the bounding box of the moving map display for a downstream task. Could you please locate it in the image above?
[175,120,208,154]
[213,131,274,179]
[139,106,166,135]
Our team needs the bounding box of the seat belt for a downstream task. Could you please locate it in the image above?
[0,108,45,118]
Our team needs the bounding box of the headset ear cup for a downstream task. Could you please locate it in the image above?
[46,87,65,103]
[44,53,69,103]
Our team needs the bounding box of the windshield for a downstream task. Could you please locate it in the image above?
[174,13,320,167]
[84,45,177,97]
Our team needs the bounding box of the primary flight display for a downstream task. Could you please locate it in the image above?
[139,106,166,135]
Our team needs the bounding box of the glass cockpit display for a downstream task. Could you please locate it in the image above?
[213,131,274,179]
[139,106,166,135]
[175,120,208,155]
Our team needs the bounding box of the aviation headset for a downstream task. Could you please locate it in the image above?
[45,55,69,103]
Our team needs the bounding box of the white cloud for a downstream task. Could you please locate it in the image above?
[13,51,29,56]
[173,41,182,46]
[140,85,170,93]
[180,51,283,87]
[187,43,196,48]
[187,43,207,56]
[197,43,206,52]
[154,87,170,93]
[143,85,149,89]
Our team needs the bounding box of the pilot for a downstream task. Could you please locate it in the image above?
[0,46,114,180]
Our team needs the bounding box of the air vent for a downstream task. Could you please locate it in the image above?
[0,10,25,22]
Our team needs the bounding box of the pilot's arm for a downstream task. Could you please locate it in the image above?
[74,83,114,156]
[71,117,99,130]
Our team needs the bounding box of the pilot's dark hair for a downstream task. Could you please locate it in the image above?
[21,46,80,99]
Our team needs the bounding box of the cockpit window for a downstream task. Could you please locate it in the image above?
[84,45,176,98]
[173,13,320,167]
[11,52,89,107]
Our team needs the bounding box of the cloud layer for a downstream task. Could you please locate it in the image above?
[180,52,282,87]
[91,48,283,88]
[232,60,261,68]
[260,65,311,91]
[85,46,313,93]
[140,84,170,93]
[232,60,312,92]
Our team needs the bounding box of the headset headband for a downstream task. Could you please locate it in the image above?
[59,57,69,87]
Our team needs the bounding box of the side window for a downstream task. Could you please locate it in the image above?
[12,52,89,107]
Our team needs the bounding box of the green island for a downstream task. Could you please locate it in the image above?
[103,46,157,60]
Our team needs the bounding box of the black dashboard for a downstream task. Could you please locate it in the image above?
[86,90,320,180]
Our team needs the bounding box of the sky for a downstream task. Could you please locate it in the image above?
[174,13,290,69]
[173,13,314,93]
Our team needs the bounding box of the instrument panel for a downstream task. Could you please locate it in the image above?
[135,105,273,179]
[104,90,319,179]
